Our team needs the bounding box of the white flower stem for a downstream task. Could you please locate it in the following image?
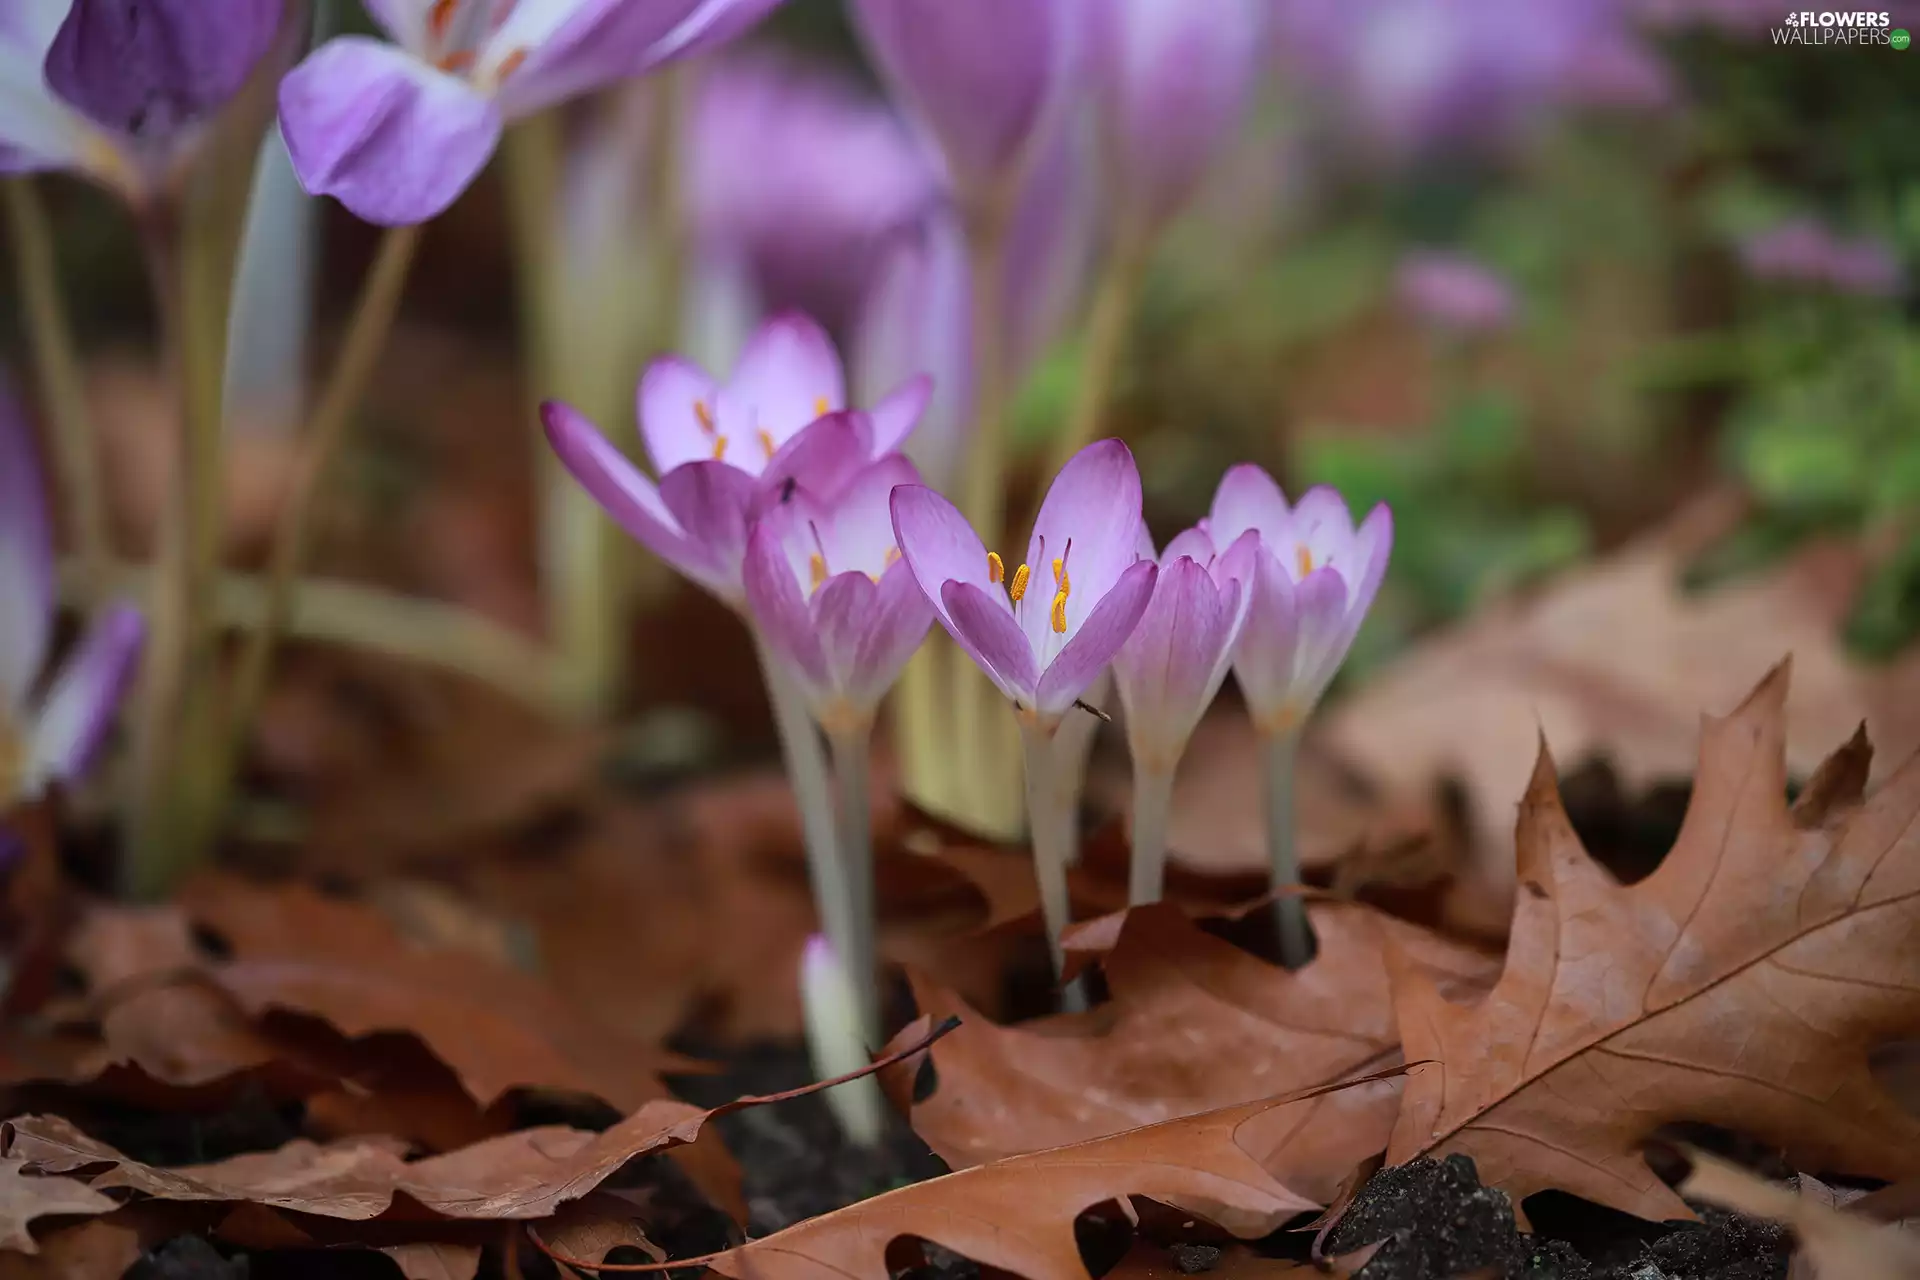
[1018,716,1083,1009]
[825,722,880,1043]
[1262,726,1312,968]
[753,636,863,1035]
[1128,762,1177,906]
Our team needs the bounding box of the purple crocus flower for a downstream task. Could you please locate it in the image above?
[743,454,934,734]
[278,0,786,226]
[542,312,929,605]
[1206,465,1392,735]
[890,439,1158,725]
[1090,0,1266,238]
[0,0,283,199]
[1739,218,1906,298]
[1396,250,1517,334]
[0,383,144,805]
[849,0,1080,201]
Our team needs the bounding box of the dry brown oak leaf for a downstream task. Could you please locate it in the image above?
[881,902,1496,1205]
[0,1160,115,1254]
[1385,663,1920,1221]
[704,1095,1325,1280]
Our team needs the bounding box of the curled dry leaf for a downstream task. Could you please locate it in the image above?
[880,903,1496,1204]
[1386,663,1920,1220]
[1674,1147,1920,1280]
[0,1160,115,1254]
[705,1096,1326,1280]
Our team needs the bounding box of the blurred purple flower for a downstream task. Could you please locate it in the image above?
[1740,218,1906,297]
[279,0,786,226]
[850,0,1081,201]
[1205,466,1391,734]
[0,0,283,199]
[543,312,928,605]
[1396,250,1517,333]
[1271,0,1668,154]
[0,381,144,804]
[891,439,1157,723]
[687,53,939,333]
[1090,0,1266,237]
[744,454,935,731]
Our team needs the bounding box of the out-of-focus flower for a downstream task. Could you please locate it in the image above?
[1112,526,1258,774]
[1090,0,1266,239]
[1630,0,1780,35]
[1739,218,1906,297]
[0,383,144,805]
[543,313,928,604]
[0,0,283,199]
[279,0,785,225]
[1271,0,1668,154]
[891,439,1157,724]
[849,0,1080,203]
[688,53,938,333]
[744,454,933,733]
[1396,250,1517,334]
[1206,466,1391,734]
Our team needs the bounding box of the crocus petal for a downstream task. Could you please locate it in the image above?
[279,36,502,226]
[658,459,760,597]
[1208,462,1290,546]
[638,355,723,475]
[24,602,143,791]
[856,215,971,491]
[815,453,919,579]
[867,374,932,458]
[759,410,874,506]
[811,569,877,695]
[1160,525,1217,566]
[942,580,1039,705]
[359,0,430,47]
[541,399,722,593]
[1035,558,1158,716]
[492,0,706,118]
[1114,556,1238,765]
[0,381,53,709]
[0,6,89,175]
[744,521,830,690]
[1291,565,1355,709]
[1232,547,1299,725]
[1289,485,1359,565]
[718,312,847,450]
[847,559,934,707]
[1024,438,1144,650]
[647,0,788,67]
[890,484,996,635]
[1348,503,1394,615]
[46,0,282,144]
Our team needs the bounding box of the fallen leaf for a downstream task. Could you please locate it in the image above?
[0,1203,207,1280]
[881,902,1495,1203]
[380,1240,483,1280]
[705,1096,1325,1280]
[1675,1147,1920,1280]
[1385,663,1920,1220]
[0,1159,115,1253]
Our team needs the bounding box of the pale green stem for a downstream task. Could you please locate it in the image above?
[1051,677,1106,866]
[1262,727,1312,968]
[1128,762,1176,906]
[826,722,880,1043]
[3,180,109,596]
[220,223,422,797]
[1045,241,1146,481]
[1017,715,1082,1010]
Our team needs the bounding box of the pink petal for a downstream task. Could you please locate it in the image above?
[1289,485,1359,572]
[26,601,143,789]
[1292,564,1359,709]
[1035,558,1158,716]
[942,580,1039,705]
[811,569,878,697]
[744,521,830,692]
[760,410,874,504]
[1349,502,1394,614]
[0,381,53,706]
[638,355,722,475]
[867,373,932,457]
[718,311,847,451]
[658,459,760,595]
[848,559,934,706]
[890,483,996,635]
[1208,463,1290,546]
[1113,556,1238,763]
[1160,524,1218,566]
[1023,438,1145,654]
[1231,546,1299,723]
[817,453,920,579]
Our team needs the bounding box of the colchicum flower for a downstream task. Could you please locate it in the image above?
[1739,218,1906,298]
[543,312,931,605]
[1396,250,1517,334]
[0,384,144,806]
[279,0,785,225]
[0,0,284,200]
[744,455,934,735]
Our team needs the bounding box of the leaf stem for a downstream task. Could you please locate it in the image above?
[1262,726,1312,968]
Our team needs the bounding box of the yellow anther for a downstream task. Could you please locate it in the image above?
[428,0,460,39]
[758,429,777,459]
[693,400,715,435]
[987,551,1005,583]
[435,49,475,72]
[1052,556,1065,585]
[1050,590,1069,634]
[809,553,828,590]
[1009,563,1031,602]
[885,546,902,567]
[494,46,527,81]
[813,396,830,417]
[712,436,729,460]
[1295,545,1314,577]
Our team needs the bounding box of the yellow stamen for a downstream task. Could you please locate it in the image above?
[1296,545,1314,577]
[885,546,901,567]
[494,47,527,81]
[712,436,729,460]
[809,553,828,590]
[428,0,460,40]
[813,396,830,417]
[1050,591,1069,634]
[1052,556,1065,585]
[435,49,475,72]
[1009,564,1031,602]
[693,400,715,435]
[758,429,777,459]
[987,551,1005,584]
